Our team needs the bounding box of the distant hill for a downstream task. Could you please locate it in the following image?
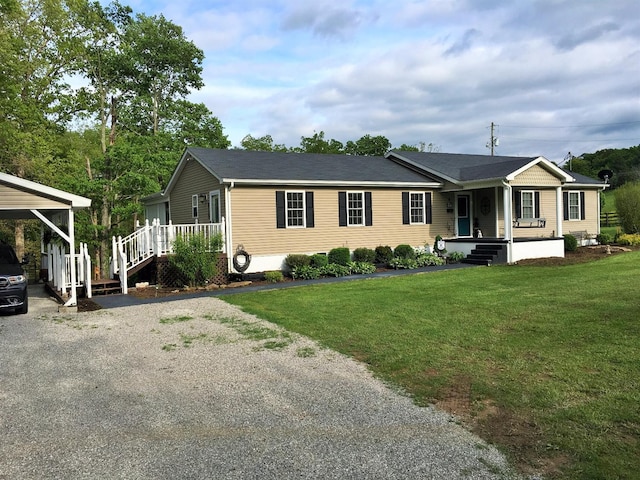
[563,144,640,188]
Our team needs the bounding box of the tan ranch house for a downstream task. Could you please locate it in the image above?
[140,147,605,275]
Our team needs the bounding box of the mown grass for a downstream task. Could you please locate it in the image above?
[225,252,640,479]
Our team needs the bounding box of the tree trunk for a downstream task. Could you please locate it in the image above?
[109,95,117,146]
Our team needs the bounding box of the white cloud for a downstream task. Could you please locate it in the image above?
[122,0,640,161]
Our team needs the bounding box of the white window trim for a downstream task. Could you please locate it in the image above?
[347,191,365,227]
[409,191,426,225]
[286,190,306,228]
[568,190,581,221]
[209,190,221,223]
[521,190,535,219]
[192,194,198,220]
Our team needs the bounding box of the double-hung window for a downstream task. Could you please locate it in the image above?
[347,192,364,226]
[402,192,432,225]
[192,194,198,219]
[276,191,314,229]
[563,191,585,221]
[410,192,425,224]
[568,191,580,220]
[286,191,305,227]
[521,191,535,219]
[338,191,372,227]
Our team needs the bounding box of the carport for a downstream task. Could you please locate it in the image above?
[0,172,91,307]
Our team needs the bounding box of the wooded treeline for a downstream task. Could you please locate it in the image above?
[565,145,640,189]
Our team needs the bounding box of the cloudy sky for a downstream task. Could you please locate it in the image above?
[125,0,639,163]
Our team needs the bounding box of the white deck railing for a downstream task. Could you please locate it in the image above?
[111,218,226,290]
[47,242,92,298]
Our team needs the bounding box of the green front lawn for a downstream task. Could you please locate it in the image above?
[225,252,640,479]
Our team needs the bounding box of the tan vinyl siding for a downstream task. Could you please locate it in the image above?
[512,164,562,186]
[169,159,226,224]
[0,185,68,209]
[512,189,558,238]
[563,189,599,234]
[230,186,446,256]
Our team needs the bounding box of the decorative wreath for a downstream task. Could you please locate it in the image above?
[232,245,251,273]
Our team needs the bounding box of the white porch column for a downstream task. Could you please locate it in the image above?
[64,208,77,307]
[502,184,511,241]
[556,186,563,237]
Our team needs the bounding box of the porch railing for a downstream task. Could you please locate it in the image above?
[111,218,226,289]
[47,242,92,299]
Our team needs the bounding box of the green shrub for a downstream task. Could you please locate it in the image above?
[614,182,640,234]
[320,263,351,277]
[310,253,328,268]
[416,253,446,266]
[447,251,465,263]
[284,254,311,270]
[388,257,418,269]
[328,247,351,266]
[375,245,394,264]
[596,233,612,245]
[264,271,284,283]
[353,247,376,263]
[291,265,320,280]
[348,261,376,274]
[169,233,223,287]
[394,244,416,260]
[616,233,640,246]
[564,234,578,252]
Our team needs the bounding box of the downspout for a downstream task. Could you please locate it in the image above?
[501,180,513,263]
[225,182,234,274]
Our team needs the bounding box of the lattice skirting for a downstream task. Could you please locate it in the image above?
[154,254,228,287]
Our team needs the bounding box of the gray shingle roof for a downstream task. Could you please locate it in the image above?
[565,170,605,185]
[186,148,438,184]
[388,151,539,182]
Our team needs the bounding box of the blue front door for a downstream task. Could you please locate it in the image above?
[457,195,471,236]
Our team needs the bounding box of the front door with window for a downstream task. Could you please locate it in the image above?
[457,194,471,236]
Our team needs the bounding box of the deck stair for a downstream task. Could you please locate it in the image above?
[462,244,507,266]
[91,278,123,296]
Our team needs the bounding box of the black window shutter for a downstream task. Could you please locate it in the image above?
[365,192,373,226]
[305,191,314,228]
[514,190,521,218]
[534,191,540,218]
[425,192,433,224]
[563,191,569,220]
[402,192,410,224]
[338,191,347,226]
[580,191,586,220]
[276,191,285,228]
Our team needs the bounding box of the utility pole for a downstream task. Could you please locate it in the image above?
[486,122,499,155]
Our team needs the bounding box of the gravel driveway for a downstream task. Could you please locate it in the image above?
[0,286,519,479]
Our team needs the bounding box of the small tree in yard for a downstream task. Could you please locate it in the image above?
[169,233,223,287]
[615,182,640,234]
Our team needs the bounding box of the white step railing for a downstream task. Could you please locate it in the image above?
[111,218,226,291]
[47,242,92,298]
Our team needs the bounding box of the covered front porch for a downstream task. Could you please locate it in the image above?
[443,184,566,264]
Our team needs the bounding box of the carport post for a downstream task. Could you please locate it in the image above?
[64,208,78,307]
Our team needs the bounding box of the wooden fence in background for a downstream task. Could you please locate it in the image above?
[600,212,619,227]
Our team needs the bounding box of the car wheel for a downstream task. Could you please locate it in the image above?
[17,296,28,315]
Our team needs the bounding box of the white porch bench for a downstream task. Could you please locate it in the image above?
[513,217,546,228]
[569,230,596,246]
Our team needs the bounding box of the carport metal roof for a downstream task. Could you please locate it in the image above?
[0,172,92,307]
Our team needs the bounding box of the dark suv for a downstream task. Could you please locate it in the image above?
[0,242,28,315]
